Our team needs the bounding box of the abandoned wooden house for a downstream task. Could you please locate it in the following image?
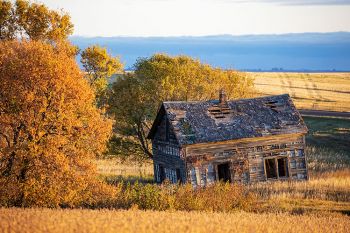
[147,91,308,187]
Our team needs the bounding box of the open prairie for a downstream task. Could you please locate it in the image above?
[1,208,349,233]
[252,72,350,112]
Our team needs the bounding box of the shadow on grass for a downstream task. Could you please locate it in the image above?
[100,174,155,185]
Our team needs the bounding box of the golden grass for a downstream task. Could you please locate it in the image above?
[95,158,153,177]
[0,208,349,233]
[251,72,350,112]
[248,169,350,211]
[94,157,350,213]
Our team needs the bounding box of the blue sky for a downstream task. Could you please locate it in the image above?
[41,0,350,36]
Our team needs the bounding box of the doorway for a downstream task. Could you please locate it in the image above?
[265,158,277,179]
[217,163,231,182]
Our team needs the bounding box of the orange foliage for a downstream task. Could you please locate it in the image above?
[0,40,113,207]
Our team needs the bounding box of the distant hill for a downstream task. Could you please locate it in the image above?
[70,32,350,71]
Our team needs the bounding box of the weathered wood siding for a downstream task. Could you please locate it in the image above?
[184,133,308,187]
[152,115,186,183]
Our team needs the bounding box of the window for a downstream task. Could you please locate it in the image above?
[264,157,289,179]
[277,157,288,178]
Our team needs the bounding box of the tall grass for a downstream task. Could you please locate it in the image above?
[92,182,256,212]
[1,208,349,233]
[306,146,350,172]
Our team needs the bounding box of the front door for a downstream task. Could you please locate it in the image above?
[217,163,231,182]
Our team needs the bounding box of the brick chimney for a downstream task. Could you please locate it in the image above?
[219,89,227,105]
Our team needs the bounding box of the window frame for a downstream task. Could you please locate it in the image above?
[264,156,290,180]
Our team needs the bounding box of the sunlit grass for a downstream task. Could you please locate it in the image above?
[251,72,350,112]
[0,208,349,233]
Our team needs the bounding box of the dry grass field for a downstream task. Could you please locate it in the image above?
[2,73,350,232]
[1,208,349,233]
[90,115,350,215]
[252,72,350,112]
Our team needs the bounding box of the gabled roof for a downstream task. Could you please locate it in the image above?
[148,94,308,146]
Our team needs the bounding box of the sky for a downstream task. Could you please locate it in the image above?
[40,0,350,36]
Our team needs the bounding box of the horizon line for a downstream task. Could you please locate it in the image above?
[70,31,350,39]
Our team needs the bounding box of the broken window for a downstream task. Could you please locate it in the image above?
[265,157,289,179]
[277,157,288,178]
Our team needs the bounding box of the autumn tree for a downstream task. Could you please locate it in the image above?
[0,40,113,207]
[108,54,254,159]
[81,45,123,107]
[0,0,73,42]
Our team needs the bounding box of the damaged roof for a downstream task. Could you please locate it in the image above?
[148,94,308,146]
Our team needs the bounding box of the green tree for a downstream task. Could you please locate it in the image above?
[81,45,124,107]
[108,54,255,159]
[0,0,73,42]
[0,40,113,207]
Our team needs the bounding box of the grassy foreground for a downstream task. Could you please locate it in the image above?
[0,208,349,233]
[252,72,350,112]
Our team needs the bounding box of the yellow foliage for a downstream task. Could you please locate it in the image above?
[0,0,73,42]
[81,45,123,107]
[108,54,255,159]
[0,40,113,207]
